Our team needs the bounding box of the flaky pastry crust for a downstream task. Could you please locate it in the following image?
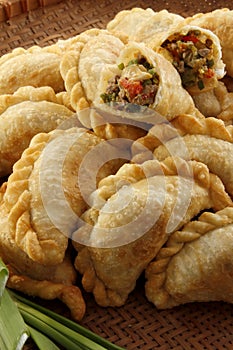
[0,45,65,94]
[0,86,75,177]
[145,207,233,309]
[73,157,232,307]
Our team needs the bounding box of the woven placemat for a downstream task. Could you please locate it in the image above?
[1,0,233,349]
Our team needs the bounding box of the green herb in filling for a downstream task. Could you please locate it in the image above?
[162,30,215,90]
[101,55,160,106]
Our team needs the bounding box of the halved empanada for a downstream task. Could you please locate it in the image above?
[185,8,233,77]
[73,157,232,307]
[147,24,225,95]
[145,206,233,309]
[96,42,201,122]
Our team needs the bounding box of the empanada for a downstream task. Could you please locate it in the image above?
[185,8,233,77]
[0,183,85,321]
[129,10,184,43]
[0,182,86,321]
[96,42,201,121]
[147,24,225,95]
[1,126,125,265]
[73,157,232,307]
[145,207,233,309]
[0,46,64,94]
[0,87,75,177]
[106,7,156,42]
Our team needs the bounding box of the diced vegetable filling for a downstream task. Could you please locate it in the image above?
[101,55,159,106]
[162,30,215,90]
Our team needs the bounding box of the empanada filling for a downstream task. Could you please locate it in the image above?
[100,54,159,106]
[162,30,215,91]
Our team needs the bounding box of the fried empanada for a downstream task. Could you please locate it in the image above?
[0,183,86,321]
[73,157,232,307]
[97,42,201,121]
[1,126,126,265]
[146,24,225,95]
[79,33,124,103]
[145,207,233,309]
[0,85,58,114]
[185,8,233,78]
[0,46,64,94]
[0,87,75,177]
[2,128,100,265]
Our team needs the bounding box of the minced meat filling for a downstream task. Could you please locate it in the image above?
[162,29,215,90]
[101,55,159,106]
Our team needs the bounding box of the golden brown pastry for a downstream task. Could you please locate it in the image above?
[145,207,233,309]
[106,7,156,41]
[190,80,233,120]
[0,45,64,94]
[153,133,233,198]
[131,113,233,163]
[0,183,85,321]
[76,105,149,143]
[1,126,125,266]
[59,29,124,112]
[0,86,75,177]
[73,157,232,307]
[7,271,86,322]
[106,8,183,43]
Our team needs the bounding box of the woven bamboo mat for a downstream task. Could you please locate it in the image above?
[1,0,233,349]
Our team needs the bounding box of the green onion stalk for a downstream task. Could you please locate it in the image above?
[0,259,125,350]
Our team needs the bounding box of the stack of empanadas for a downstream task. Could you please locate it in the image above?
[1,6,233,321]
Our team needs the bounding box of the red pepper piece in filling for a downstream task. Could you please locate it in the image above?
[182,35,199,43]
[204,68,214,79]
[120,78,143,100]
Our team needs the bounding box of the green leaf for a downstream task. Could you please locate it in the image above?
[28,326,61,350]
[10,290,125,350]
[0,259,9,300]
[0,289,29,350]
[18,307,84,350]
